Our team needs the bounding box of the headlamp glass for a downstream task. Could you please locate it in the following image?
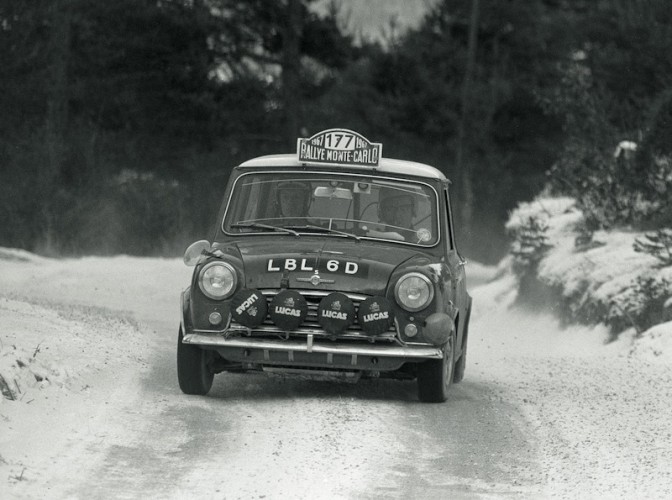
[394,273,433,312]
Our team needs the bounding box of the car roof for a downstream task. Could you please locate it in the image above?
[238,154,448,181]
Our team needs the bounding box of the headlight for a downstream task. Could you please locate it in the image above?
[394,272,434,312]
[199,262,237,300]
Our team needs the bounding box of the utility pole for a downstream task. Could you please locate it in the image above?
[282,0,302,148]
[455,0,480,250]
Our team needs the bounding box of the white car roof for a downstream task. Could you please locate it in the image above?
[238,154,448,181]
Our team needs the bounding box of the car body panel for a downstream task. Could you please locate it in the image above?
[222,238,419,294]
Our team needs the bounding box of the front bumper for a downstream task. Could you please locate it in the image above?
[182,333,442,359]
[182,332,442,372]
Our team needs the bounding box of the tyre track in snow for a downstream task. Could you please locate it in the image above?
[75,333,542,500]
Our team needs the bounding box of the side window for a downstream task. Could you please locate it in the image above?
[444,189,456,251]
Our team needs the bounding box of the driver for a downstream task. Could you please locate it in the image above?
[276,181,312,225]
[377,188,417,240]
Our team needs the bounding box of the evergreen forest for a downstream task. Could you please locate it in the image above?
[1,0,671,263]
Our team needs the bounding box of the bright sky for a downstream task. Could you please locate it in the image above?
[311,0,439,43]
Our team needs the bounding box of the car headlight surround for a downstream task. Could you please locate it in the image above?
[394,272,434,312]
[199,261,237,300]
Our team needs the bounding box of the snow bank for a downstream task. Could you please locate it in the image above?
[0,300,74,401]
[0,295,153,494]
[506,195,672,346]
[631,320,672,360]
[0,248,48,264]
[0,249,188,494]
[0,297,146,404]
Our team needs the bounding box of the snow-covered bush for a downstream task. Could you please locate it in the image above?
[607,275,672,335]
[506,195,672,338]
[634,229,672,267]
[506,213,554,306]
[508,215,552,274]
[505,197,576,306]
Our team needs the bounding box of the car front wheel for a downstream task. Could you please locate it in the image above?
[417,331,455,403]
[177,327,214,395]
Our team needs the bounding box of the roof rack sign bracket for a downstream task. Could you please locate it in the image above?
[297,128,382,168]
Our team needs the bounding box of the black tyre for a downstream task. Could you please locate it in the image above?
[453,304,472,383]
[417,331,455,403]
[177,327,214,395]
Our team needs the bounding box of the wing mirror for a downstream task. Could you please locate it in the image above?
[183,240,211,266]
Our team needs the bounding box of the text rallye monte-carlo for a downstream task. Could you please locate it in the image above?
[178,129,472,402]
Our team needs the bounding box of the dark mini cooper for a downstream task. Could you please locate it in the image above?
[178,129,471,402]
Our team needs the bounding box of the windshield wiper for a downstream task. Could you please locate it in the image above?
[284,225,361,242]
[231,222,299,237]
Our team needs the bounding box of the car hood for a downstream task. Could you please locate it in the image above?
[217,238,426,296]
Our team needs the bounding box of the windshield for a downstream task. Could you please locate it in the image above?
[222,171,439,246]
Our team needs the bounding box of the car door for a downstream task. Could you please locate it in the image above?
[443,186,469,346]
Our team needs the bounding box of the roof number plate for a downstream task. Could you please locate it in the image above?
[297,128,382,167]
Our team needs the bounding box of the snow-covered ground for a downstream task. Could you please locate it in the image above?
[0,250,192,498]
[472,273,672,498]
[0,244,670,499]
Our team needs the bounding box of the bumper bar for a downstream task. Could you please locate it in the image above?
[182,333,443,360]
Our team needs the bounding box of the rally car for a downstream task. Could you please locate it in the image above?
[178,129,472,402]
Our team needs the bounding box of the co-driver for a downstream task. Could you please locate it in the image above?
[366,188,418,241]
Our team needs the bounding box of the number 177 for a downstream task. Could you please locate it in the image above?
[326,133,354,149]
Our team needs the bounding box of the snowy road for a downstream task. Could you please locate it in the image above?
[1,252,671,499]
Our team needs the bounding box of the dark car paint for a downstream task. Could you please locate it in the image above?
[220,238,421,295]
[183,161,471,373]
